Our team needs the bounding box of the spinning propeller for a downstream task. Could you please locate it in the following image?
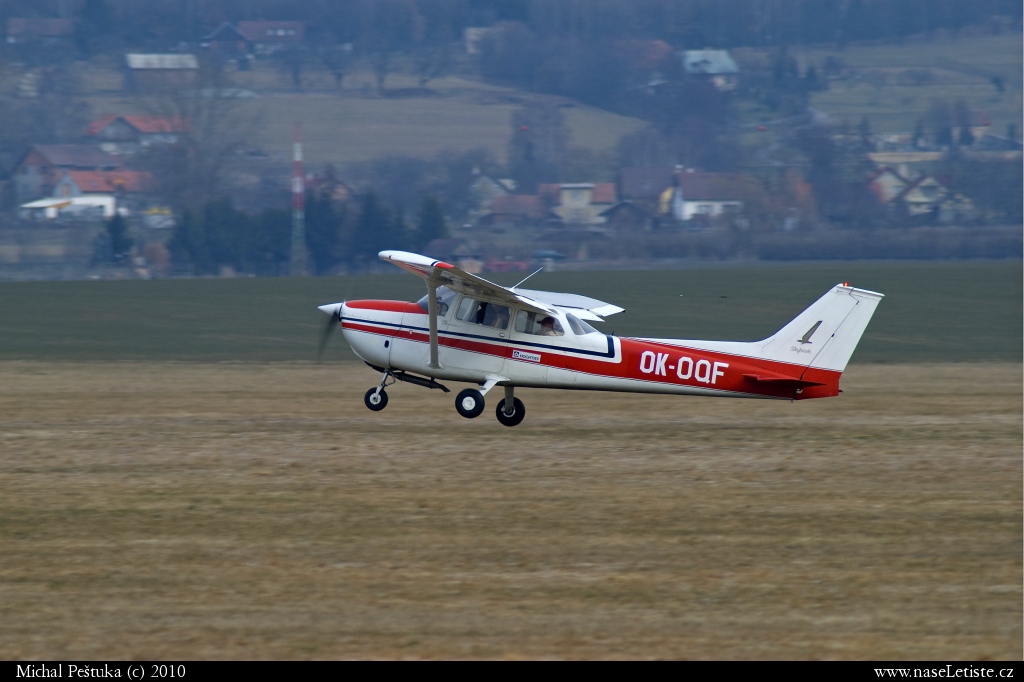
[316,302,344,362]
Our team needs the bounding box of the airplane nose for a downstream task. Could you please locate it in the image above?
[318,302,343,318]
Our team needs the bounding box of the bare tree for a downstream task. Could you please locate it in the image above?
[135,65,265,213]
[318,43,352,90]
[412,43,450,88]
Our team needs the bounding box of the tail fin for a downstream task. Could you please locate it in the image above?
[755,284,884,373]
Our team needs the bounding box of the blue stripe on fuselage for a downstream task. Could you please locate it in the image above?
[344,315,617,359]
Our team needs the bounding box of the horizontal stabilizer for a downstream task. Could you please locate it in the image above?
[742,373,826,388]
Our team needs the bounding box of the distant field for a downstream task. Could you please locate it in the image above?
[798,32,1023,133]
[81,70,645,166]
[0,259,1018,363]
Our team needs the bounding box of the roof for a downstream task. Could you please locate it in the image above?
[125,54,199,70]
[537,183,618,204]
[237,21,305,43]
[894,175,951,204]
[7,18,74,38]
[619,167,676,200]
[201,22,249,42]
[676,171,746,201]
[88,114,188,136]
[491,195,548,219]
[64,170,152,194]
[25,145,122,169]
[680,49,739,75]
[599,201,653,218]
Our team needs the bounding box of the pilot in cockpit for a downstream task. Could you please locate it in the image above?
[539,316,564,336]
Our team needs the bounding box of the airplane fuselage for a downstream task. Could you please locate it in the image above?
[341,299,840,401]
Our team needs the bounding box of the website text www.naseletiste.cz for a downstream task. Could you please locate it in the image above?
[875,667,1014,679]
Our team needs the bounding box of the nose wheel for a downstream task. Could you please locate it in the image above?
[364,387,388,411]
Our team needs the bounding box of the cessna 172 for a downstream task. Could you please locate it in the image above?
[318,250,883,427]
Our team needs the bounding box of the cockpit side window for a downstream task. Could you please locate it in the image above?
[416,286,458,317]
[514,310,564,336]
[455,297,510,330]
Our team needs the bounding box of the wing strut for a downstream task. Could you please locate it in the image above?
[426,280,442,370]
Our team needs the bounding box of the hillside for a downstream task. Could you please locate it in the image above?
[73,64,646,167]
[795,32,1021,134]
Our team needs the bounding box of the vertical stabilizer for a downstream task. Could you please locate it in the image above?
[755,285,884,373]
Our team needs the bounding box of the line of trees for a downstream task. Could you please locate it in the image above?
[165,192,448,276]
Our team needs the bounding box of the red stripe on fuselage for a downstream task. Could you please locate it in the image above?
[346,300,425,314]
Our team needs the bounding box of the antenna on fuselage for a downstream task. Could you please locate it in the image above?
[510,267,544,291]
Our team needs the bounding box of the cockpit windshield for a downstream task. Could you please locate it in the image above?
[416,286,458,317]
[565,313,602,335]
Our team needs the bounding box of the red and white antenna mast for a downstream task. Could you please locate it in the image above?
[289,122,308,277]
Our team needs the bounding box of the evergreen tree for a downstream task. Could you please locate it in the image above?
[305,193,343,275]
[105,214,133,264]
[415,196,448,251]
[354,191,391,262]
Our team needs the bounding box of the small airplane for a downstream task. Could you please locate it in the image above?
[318,250,883,427]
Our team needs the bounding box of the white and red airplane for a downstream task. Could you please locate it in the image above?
[318,250,884,427]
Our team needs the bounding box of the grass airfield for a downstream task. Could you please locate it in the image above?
[0,260,1020,659]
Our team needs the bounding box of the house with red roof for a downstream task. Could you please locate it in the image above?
[14,144,122,200]
[53,170,153,198]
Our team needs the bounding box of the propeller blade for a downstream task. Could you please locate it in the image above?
[316,303,343,363]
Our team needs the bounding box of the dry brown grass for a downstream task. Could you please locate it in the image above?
[0,362,1019,660]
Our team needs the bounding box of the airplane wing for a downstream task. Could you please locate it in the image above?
[379,250,557,316]
[380,251,625,322]
[513,288,624,321]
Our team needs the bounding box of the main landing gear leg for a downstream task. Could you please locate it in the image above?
[495,385,526,427]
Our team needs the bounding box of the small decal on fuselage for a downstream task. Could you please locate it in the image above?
[512,349,542,363]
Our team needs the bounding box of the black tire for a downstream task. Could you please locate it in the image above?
[364,387,388,411]
[455,388,485,419]
[495,397,526,427]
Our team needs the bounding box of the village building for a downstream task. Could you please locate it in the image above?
[88,115,187,156]
[21,169,154,221]
[478,194,554,229]
[867,166,975,223]
[598,201,655,233]
[14,144,122,201]
[200,22,252,60]
[867,166,911,204]
[538,183,617,226]
[618,166,746,224]
[123,54,199,92]
[237,21,305,55]
[666,170,744,222]
[678,49,739,91]
[469,174,515,215]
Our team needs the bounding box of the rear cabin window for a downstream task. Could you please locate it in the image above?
[515,311,564,336]
[455,297,510,330]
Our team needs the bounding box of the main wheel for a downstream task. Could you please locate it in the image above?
[495,397,526,427]
[455,388,485,419]
[364,387,388,411]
